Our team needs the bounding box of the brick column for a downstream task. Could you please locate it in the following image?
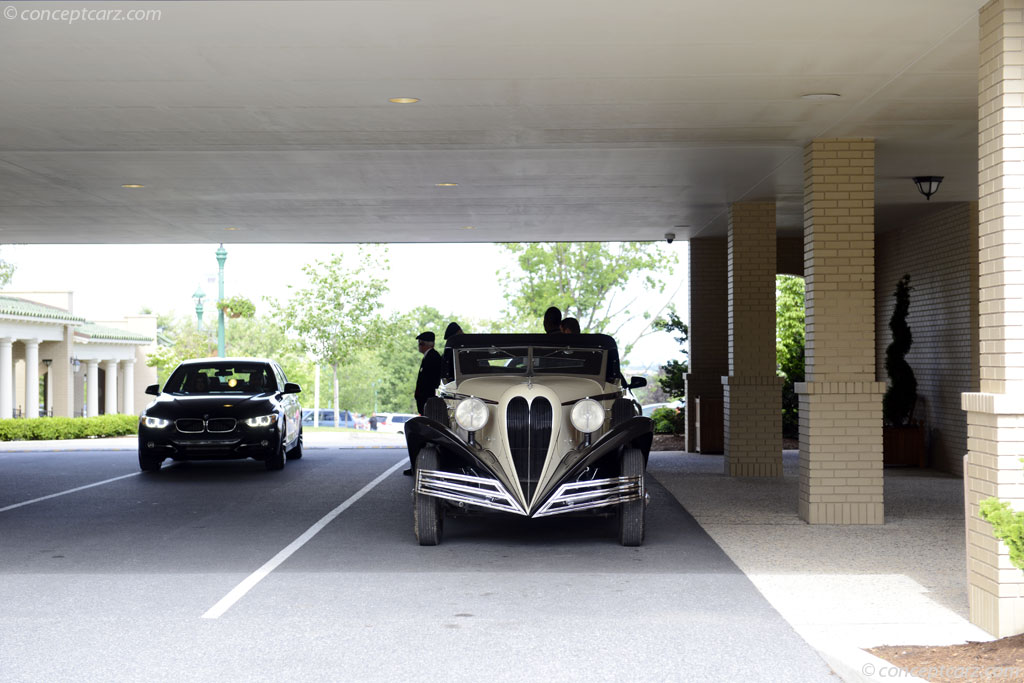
[723,201,782,476]
[797,139,884,524]
[963,0,1024,637]
[685,238,728,453]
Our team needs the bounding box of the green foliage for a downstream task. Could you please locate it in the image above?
[0,414,137,441]
[980,498,1024,570]
[146,318,216,385]
[217,295,256,319]
[498,242,677,356]
[883,274,918,427]
[776,275,805,439]
[224,315,312,393]
[653,308,688,400]
[373,306,452,414]
[0,254,15,288]
[270,246,389,369]
[651,406,684,435]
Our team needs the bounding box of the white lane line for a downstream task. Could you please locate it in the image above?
[0,472,141,513]
[201,457,407,620]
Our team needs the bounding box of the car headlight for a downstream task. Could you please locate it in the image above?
[143,416,171,429]
[570,399,606,433]
[454,398,489,432]
[244,414,276,428]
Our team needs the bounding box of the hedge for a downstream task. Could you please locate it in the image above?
[651,406,685,435]
[0,414,138,441]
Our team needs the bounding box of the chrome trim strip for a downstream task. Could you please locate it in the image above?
[532,476,642,518]
[416,469,527,516]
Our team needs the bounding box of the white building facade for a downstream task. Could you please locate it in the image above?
[0,292,156,418]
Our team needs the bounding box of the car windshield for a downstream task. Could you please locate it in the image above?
[456,346,605,378]
[165,363,275,395]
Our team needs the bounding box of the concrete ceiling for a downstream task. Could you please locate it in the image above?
[0,0,984,244]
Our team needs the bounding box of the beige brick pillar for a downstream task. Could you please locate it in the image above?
[50,326,76,418]
[797,139,884,524]
[685,238,728,453]
[963,0,1024,637]
[723,201,782,476]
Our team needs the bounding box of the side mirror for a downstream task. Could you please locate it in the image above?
[145,384,160,396]
[628,376,648,389]
[283,382,302,394]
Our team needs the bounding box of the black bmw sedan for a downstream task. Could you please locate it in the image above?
[138,357,302,472]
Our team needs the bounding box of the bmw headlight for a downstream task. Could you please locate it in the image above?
[454,398,489,432]
[570,399,605,433]
[244,414,276,428]
[143,416,171,429]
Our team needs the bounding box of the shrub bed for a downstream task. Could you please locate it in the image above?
[0,414,138,441]
[651,406,685,435]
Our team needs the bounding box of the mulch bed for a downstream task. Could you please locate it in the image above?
[651,434,687,451]
[868,636,1024,682]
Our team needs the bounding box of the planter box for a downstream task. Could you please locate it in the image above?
[883,424,925,467]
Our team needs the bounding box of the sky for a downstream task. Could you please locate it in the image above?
[1,242,689,369]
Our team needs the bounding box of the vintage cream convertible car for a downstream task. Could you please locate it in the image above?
[404,333,654,546]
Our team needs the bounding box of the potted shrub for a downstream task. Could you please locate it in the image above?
[882,274,925,466]
[216,295,255,319]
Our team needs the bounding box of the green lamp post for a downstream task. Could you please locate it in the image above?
[216,244,227,357]
[192,286,206,330]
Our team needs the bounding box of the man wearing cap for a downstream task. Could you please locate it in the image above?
[414,331,443,415]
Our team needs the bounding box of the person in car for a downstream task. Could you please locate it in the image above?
[442,322,463,383]
[560,317,581,334]
[543,306,562,334]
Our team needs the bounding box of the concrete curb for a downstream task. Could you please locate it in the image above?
[813,642,928,683]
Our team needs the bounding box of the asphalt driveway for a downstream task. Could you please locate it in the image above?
[0,446,837,682]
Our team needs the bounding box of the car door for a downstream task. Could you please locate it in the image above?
[273,363,299,444]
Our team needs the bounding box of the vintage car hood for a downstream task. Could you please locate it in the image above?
[452,376,607,404]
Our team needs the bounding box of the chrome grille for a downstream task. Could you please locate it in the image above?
[506,396,552,502]
[175,418,204,433]
[206,418,236,433]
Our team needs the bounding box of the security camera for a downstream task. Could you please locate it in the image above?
[665,232,675,244]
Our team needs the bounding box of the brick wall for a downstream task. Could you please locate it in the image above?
[685,237,728,453]
[876,202,980,475]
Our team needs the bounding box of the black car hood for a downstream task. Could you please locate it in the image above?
[146,393,274,417]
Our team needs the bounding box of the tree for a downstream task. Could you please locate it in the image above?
[776,275,805,439]
[146,318,216,384]
[0,254,14,288]
[882,274,917,427]
[498,242,678,356]
[269,246,390,425]
[374,306,453,413]
[652,308,688,400]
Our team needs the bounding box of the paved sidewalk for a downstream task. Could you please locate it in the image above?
[648,450,992,683]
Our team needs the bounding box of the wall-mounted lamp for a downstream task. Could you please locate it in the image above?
[70,356,81,372]
[42,359,52,368]
[913,176,943,201]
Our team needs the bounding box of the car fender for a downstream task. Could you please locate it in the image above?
[531,416,654,511]
[404,416,522,500]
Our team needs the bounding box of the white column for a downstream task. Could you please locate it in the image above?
[86,360,99,417]
[45,363,53,416]
[121,359,135,415]
[0,338,12,419]
[23,339,39,419]
[103,360,118,416]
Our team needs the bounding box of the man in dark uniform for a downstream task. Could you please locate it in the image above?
[441,322,463,383]
[406,331,444,477]
[414,331,443,415]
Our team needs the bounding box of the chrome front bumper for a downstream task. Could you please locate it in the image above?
[415,468,643,518]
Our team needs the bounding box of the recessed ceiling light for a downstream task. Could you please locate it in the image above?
[435,182,458,187]
[388,97,420,104]
[461,226,476,230]
[800,93,841,101]
[121,184,144,188]
[225,227,241,231]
